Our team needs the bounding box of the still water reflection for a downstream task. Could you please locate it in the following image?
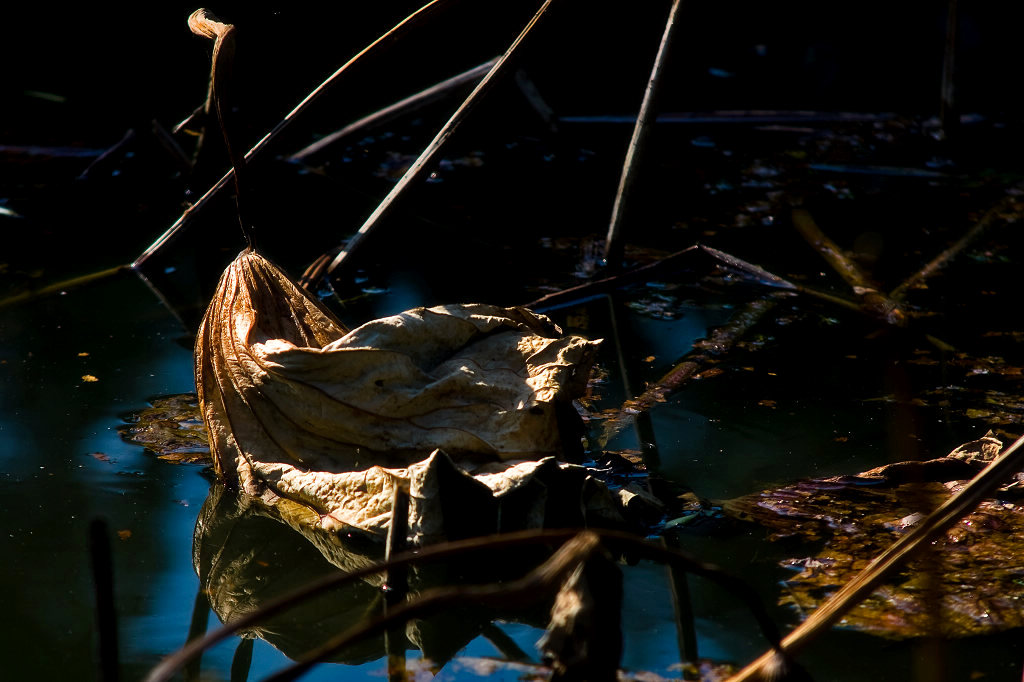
[6,253,1024,681]
[0,269,696,680]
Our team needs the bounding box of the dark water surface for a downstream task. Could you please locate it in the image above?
[6,3,1024,680]
[4,257,1024,680]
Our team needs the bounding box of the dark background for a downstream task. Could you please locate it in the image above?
[5,0,1022,147]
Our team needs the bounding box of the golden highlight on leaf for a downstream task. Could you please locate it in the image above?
[195,250,607,538]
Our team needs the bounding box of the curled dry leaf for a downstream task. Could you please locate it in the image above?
[195,250,606,538]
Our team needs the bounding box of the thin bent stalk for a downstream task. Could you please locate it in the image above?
[728,433,1024,682]
[0,265,129,310]
[324,0,558,279]
[889,183,1024,301]
[599,295,779,447]
[527,243,863,315]
[527,245,702,311]
[188,9,253,248]
[289,59,498,161]
[604,0,685,268]
[791,207,906,326]
[132,0,448,269]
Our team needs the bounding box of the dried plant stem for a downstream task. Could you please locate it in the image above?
[599,296,778,446]
[527,245,701,311]
[889,184,1024,301]
[514,68,558,131]
[229,638,253,682]
[384,483,410,599]
[324,0,557,278]
[0,265,129,310]
[133,0,448,269]
[289,59,497,161]
[791,208,906,326]
[606,296,661,469]
[728,433,1024,682]
[603,0,684,268]
[184,589,210,681]
[188,9,253,248]
[527,244,862,316]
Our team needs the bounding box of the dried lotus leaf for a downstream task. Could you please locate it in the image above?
[195,250,602,524]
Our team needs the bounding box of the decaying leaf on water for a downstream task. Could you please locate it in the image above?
[118,394,211,464]
[724,432,1024,638]
[195,250,621,540]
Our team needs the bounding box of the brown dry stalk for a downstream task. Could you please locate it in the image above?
[889,183,1024,301]
[188,9,253,246]
[791,208,905,326]
[133,0,449,268]
[598,296,779,447]
[604,0,685,267]
[324,0,558,278]
[289,59,498,161]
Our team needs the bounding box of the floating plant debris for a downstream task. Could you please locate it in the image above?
[194,250,641,540]
[724,433,1024,639]
[118,394,211,464]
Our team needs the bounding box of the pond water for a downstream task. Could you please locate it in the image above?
[0,266,721,680]
[4,232,1024,680]
[6,4,1024,681]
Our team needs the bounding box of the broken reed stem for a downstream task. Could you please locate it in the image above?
[889,184,1024,302]
[599,295,778,447]
[603,0,684,268]
[0,265,129,310]
[384,482,410,600]
[289,59,498,161]
[189,9,254,249]
[229,638,253,682]
[184,589,211,681]
[701,244,871,315]
[325,0,557,278]
[77,129,136,180]
[527,245,702,311]
[480,622,532,661]
[144,527,781,682]
[132,0,448,269]
[513,68,558,131]
[791,207,905,326]
[606,296,662,469]
[728,432,1024,682]
[661,535,700,665]
[790,206,875,291]
[527,243,864,320]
